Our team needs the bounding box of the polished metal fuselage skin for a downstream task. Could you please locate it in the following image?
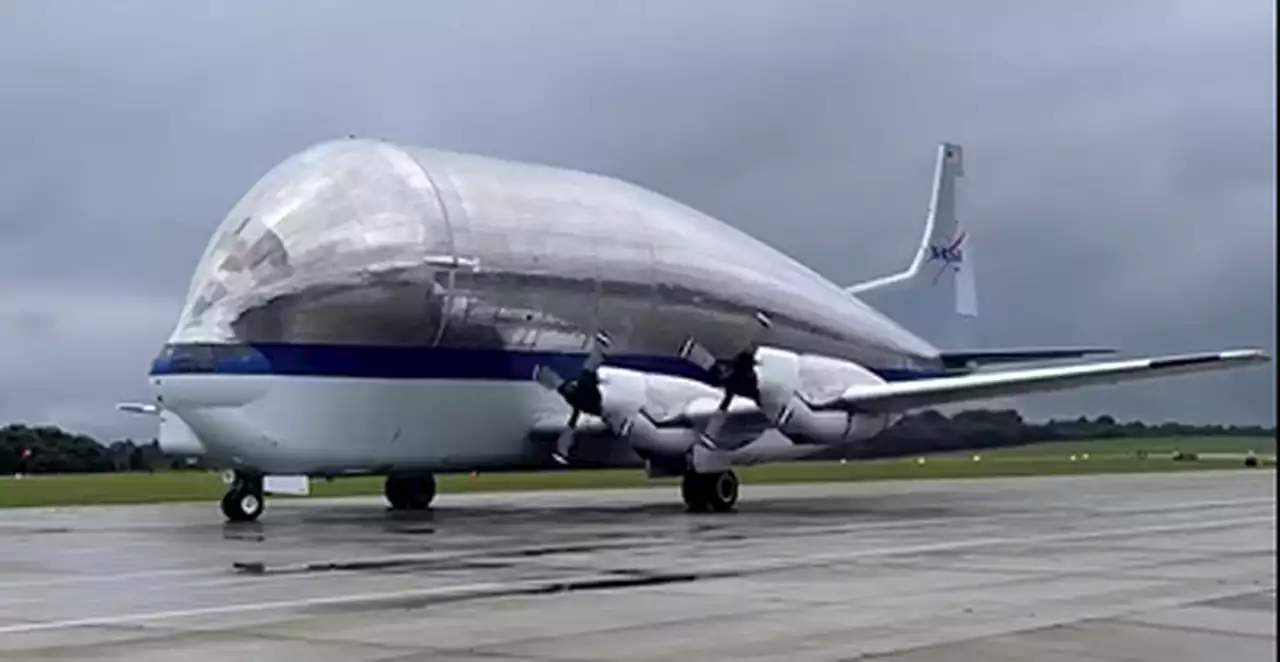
[153,139,944,473]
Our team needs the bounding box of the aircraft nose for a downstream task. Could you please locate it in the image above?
[150,343,271,409]
[170,138,458,346]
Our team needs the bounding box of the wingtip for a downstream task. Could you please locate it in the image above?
[1149,349,1272,371]
[1221,349,1271,363]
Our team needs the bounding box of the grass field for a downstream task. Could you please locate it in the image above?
[0,436,1273,509]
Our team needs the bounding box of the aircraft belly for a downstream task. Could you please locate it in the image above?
[159,375,553,474]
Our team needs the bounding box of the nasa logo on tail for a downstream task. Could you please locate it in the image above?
[926,231,966,284]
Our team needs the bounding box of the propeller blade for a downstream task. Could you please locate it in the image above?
[680,311,772,372]
[551,427,575,465]
[551,409,583,464]
[552,410,632,463]
[703,388,737,441]
[582,331,612,372]
[702,409,727,448]
[739,310,773,352]
[532,365,565,391]
[678,337,719,372]
[614,416,634,439]
[596,409,620,437]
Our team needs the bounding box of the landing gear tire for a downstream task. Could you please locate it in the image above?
[385,473,436,511]
[220,473,265,522]
[681,470,739,513]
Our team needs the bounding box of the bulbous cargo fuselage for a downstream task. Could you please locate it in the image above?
[151,139,942,473]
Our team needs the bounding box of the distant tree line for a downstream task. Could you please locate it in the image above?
[0,425,200,475]
[1,411,1275,474]
[829,409,1276,460]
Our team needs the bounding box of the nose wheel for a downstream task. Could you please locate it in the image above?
[681,470,739,513]
[220,472,265,522]
[385,473,437,510]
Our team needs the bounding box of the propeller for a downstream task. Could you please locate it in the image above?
[532,331,620,465]
[677,311,773,448]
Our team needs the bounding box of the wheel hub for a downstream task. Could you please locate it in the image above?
[240,494,260,514]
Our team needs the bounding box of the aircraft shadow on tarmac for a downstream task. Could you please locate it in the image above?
[217,493,969,544]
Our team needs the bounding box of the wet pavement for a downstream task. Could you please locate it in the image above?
[0,470,1274,661]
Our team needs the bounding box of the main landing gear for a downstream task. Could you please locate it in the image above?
[221,472,265,522]
[384,472,437,511]
[219,471,438,521]
[681,470,739,513]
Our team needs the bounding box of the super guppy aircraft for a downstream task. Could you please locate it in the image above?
[118,139,1268,522]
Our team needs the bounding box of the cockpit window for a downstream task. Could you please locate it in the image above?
[167,140,455,346]
[155,343,259,373]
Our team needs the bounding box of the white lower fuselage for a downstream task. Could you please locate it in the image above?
[156,372,836,475]
[152,342,922,475]
[158,375,575,474]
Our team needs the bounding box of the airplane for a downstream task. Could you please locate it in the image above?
[117,138,1269,522]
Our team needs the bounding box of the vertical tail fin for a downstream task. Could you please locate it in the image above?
[845,142,978,323]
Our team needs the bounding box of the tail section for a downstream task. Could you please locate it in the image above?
[849,143,1119,368]
[845,142,977,319]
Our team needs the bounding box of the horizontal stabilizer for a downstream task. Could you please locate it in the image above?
[839,349,1269,413]
[116,402,160,416]
[939,347,1116,370]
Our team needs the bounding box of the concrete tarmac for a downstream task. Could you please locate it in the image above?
[0,470,1274,661]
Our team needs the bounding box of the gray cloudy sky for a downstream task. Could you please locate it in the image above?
[1,0,1275,441]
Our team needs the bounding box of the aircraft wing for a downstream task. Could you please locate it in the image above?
[835,349,1268,413]
[527,347,1267,458]
[532,397,773,439]
[938,347,1115,369]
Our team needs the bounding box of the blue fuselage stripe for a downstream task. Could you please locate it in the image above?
[149,343,947,384]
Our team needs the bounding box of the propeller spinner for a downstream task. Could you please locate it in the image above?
[532,331,621,465]
[677,311,773,447]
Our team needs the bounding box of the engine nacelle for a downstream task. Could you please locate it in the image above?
[596,366,705,460]
[618,410,704,459]
[754,347,894,446]
[591,350,897,462]
[774,396,891,445]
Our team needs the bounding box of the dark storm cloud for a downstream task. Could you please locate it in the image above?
[0,0,1274,439]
